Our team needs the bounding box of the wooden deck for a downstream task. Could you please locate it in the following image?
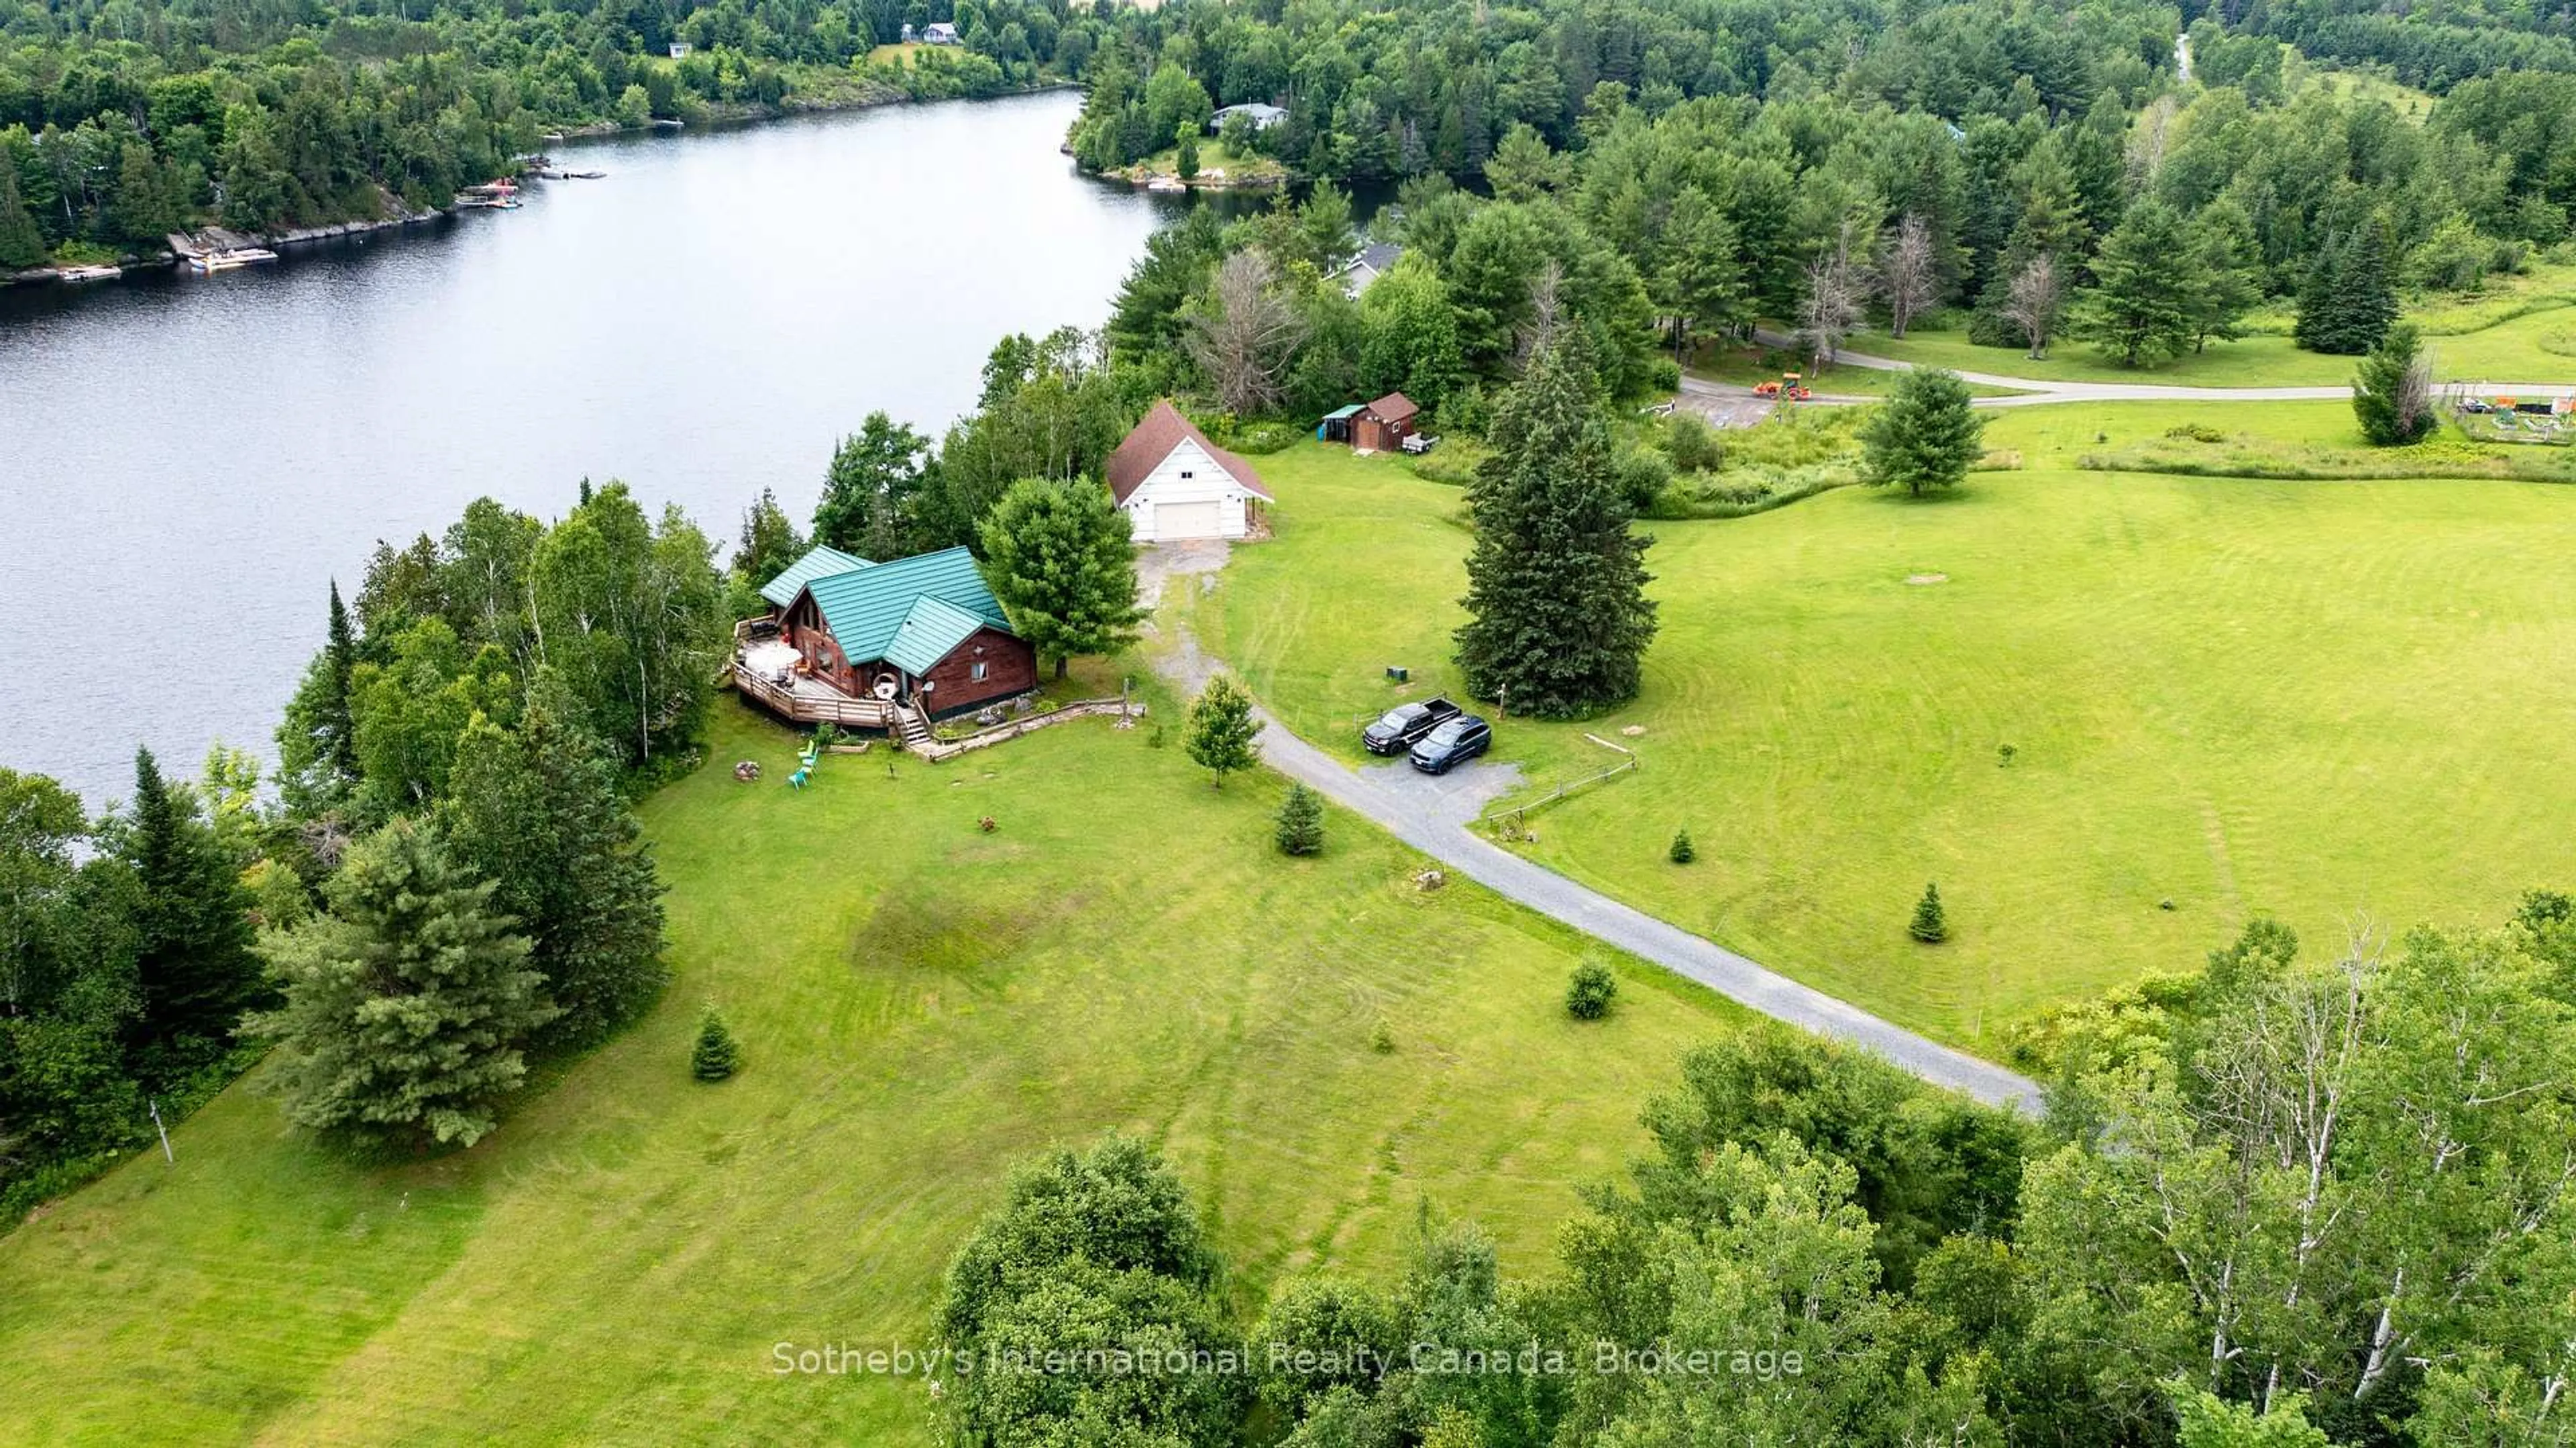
[732,664,898,729]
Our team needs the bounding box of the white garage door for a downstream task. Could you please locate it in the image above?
[1155,501,1223,539]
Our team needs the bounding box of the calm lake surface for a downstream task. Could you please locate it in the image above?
[1,90,1189,805]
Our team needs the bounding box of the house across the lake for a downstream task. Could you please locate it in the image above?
[1209,102,1287,133]
[735,545,1036,733]
[920,21,960,44]
[1108,401,1272,543]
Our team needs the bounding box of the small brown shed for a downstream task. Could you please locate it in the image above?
[1351,392,1419,452]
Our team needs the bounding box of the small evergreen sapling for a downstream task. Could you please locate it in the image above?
[692,1006,742,1082]
[1909,882,1949,943]
[1566,958,1618,1020]
[1276,782,1325,856]
[1668,827,1695,864]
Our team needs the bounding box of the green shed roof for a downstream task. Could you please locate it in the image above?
[1319,404,1364,420]
[799,546,1012,672]
[760,544,871,609]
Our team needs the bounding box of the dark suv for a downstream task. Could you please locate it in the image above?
[1408,715,1493,774]
[1362,696,1462,755]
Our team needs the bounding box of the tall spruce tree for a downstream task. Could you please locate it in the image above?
[439,675,667,1047]
[2296,219,2400,356]
[323,582,360,779]
[117,747,260,1064]
[2353,321,2436,445]
[1452,337,1657,716]
[0,163,46,272]
[252,820,553,1151]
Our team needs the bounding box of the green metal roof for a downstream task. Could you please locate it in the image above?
[883,595,988,676]
[1319,404,1364,420]
[799,546,1012,672]
[760,544,871,609]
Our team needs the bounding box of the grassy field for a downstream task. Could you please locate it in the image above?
[1835,263,2576,386]
[1979,397,2576,481]
[1199,439,2576,1048]
[0,698,1742,1445]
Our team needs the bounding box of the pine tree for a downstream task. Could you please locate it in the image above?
[0,161,51,271]
[2296,220,2400,356]
[1275,783,1325,856]
[1862,368,1986,496]
[2353,321,2436,446]
[1669,827,1695,864]
[2067,201,2197,367]
[1909,882,1949,943]
[1453,337,1658,717]
[1184,674,1263,787]
[119,747,260,1064]
[250,820,554,1151]
[692,1006,741,1082]
[978,478,1147,680]
[440,675,668,1047]
[323,582,360,780]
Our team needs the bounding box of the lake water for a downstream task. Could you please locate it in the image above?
[0,90,1188,806]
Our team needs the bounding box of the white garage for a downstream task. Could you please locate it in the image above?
[1105,401,1273,544]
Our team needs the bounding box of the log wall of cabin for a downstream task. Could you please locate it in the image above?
[917,627,1038,717]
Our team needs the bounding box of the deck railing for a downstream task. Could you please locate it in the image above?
[732,664,894,728]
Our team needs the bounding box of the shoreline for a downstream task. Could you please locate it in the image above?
[3,81,1085,292]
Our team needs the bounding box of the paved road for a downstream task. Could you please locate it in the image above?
[1154,620,2045,1113]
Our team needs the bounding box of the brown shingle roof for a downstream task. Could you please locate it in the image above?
[1103,401,1271,504]
[1362,392,1419,425]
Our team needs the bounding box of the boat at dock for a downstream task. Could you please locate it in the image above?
[187,248,279,272]
[455,179,523,209]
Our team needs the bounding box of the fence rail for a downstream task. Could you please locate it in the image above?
[1477,747,1640,832]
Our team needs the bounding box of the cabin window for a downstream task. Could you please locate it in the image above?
[1179,470,1194,479]
[971,662,989,682]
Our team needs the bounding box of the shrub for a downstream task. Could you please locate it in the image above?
[692,1006,741,1081]
[2163,423,2226,443]
[1646,356,1682,392]
[1613,444,1674,511]
[1662,412,1725,473]
[1368,1017,1395,1053]
[1275,782,1324,856]
[1909,883,1949,943]
[1566,958,1618,1020]
[1669,827,1695,864]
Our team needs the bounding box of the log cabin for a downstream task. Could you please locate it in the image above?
[740,545,1037,726]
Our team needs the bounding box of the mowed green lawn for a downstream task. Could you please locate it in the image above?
[0,701,1740,1445]
[1841,263,2576,386]
[1203,439,2576,1047]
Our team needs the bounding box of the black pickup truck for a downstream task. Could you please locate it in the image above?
[1362,696,1462,755]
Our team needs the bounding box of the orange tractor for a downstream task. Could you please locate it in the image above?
[1752,372,1813,401]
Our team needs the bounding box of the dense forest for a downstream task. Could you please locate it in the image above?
[0,0,1073,262]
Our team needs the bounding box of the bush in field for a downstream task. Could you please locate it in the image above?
[1909,882,1949,943]
[1276,782,1325,856]
[1567,958,1618,1019]
[692,1006,741,1082]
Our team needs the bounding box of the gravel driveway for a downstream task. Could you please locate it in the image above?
[1152,617,2044,1113]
